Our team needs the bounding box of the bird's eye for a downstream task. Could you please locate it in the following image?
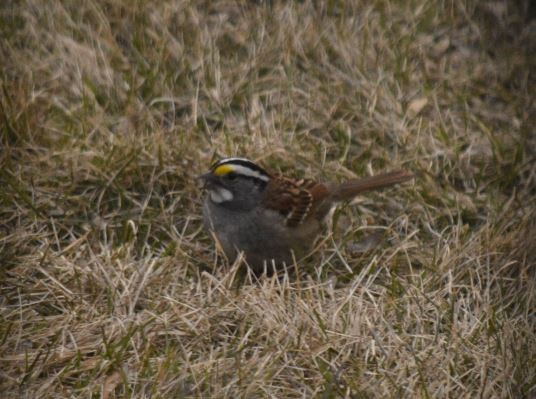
[227,172,238,180]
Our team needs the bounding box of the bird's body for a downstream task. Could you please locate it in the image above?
[203,200,319,269]
[200,157,412,273]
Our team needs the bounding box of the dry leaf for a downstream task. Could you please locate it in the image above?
[407,97,428,117]
[433,37,450,56]
[102,371,122,399]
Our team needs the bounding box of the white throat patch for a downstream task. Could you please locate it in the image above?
[209,188,234,203]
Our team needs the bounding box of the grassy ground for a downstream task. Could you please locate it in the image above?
[1,1,535,398]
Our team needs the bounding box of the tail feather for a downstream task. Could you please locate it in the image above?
[331,170,413,201]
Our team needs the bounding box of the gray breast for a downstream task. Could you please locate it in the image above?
[203,199,319,272]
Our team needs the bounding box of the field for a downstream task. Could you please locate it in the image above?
[1,1,535,398]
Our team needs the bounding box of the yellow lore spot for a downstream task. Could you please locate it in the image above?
[213,164,233,176]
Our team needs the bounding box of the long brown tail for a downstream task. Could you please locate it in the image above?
[331,170,413,201]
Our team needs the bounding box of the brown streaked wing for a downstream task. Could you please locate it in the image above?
[262,176,330,227]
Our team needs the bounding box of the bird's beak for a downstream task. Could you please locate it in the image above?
[197,172,215,189]
[197,172,211,181]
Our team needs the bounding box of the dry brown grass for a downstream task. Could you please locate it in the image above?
[1,1,535,398]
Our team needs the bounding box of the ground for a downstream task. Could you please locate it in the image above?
[1,1,535,398]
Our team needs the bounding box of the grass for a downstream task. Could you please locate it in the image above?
[1,0,535,397]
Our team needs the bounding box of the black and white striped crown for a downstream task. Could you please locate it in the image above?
[211,157,271,182]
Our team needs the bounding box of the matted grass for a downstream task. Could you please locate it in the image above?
[1,1,535,398]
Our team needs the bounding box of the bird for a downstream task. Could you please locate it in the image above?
[199,157,412,274]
